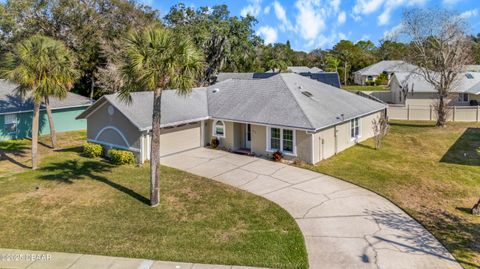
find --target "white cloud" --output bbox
[240,0,262,17]
[295,0,326,41]
[330,0,341,12]
[263,5,271,14]
[273,1,294,31]
[257,26,278,44]
[338,32,347,40]
[383,23,404,40]
[353,0,427,25]
[459,9,478,19]
[337,11,346,25]
[353,0,384,15]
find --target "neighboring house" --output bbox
[353,60,417,85]
[287,66,323,74]
[77,73,386,164]
[0,80,92,141]
[217,72,341,88]
[389,72,480,106]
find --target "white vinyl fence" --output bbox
[388,105,480,122]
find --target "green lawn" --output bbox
[0,132,308,268]
[342,85,389,91]
[301,121,480,269]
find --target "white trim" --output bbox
[141,116,210,131]
[311,133,315,164]
[350,117,361,142]
[266,126,297,156]
[210,117,310,132]
[200,120,205,146]
[212,120,226,138]
[95,126,131,148]
[140,134,145,163]
[1,104,91,116]
[87,139,140,152]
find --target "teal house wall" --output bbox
[0,106,88,141]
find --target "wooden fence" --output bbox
[388,105,480,122]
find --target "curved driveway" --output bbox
[161,148,462,269]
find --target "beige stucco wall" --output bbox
[205,119,235,149]
[86,101,142,150]
[312,111,382,163]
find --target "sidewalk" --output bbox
[0,248,267,269]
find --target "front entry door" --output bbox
[245,124,251,149]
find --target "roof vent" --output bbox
[298,86,303,90]
[212,88,220,93]
[466,73,474,79]
[302,91,313,97]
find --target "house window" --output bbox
[367,76,373,81]
[350,118,361,140]
[270,128,280,150]
[283,129,293,153]
[458,93,469,103]
[213,120,225,137]
[268,127,296,155]
[4,114,17,134]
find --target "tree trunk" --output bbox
[149,88,163,207]
[436,95,448,127]
[31,102,40,169]
[344,61,347,85]
[45,96,57,149]
[90,74,95,100]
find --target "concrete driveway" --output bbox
[161,148,462,269]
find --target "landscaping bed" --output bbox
[0,132,308,268]
[301,121,480,269]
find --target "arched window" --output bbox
[213,120,225,137]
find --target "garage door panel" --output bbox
[159,123,201,157]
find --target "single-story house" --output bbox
[77,73,386,164]
[389,72,480,106]
[353,60,417,85]
[217,72,341,88]
[0,80,92,141]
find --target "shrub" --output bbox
[108,149,135,165]
[272,150,283,162]
[210,137,219,148]
[83,142,103,158]
[365,81,375,86]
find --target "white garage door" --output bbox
[159,122,201,157]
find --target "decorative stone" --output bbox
[473,199,480,215]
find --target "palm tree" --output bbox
[0,35,77,168]
[120,26,203,207]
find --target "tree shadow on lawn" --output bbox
[0,140,30,169]
[440,128,480,166]
[38,159,150,205]
[366,208,480,269]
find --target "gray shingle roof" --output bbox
[217,72,341,88]
[354,61,417,76]
[0,79,92,114]
[77,88,209,130]
[78,73,385,132]
[208,73,386,131]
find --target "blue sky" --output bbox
[148,0,480,51]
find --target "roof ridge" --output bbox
[278,74,316,130]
